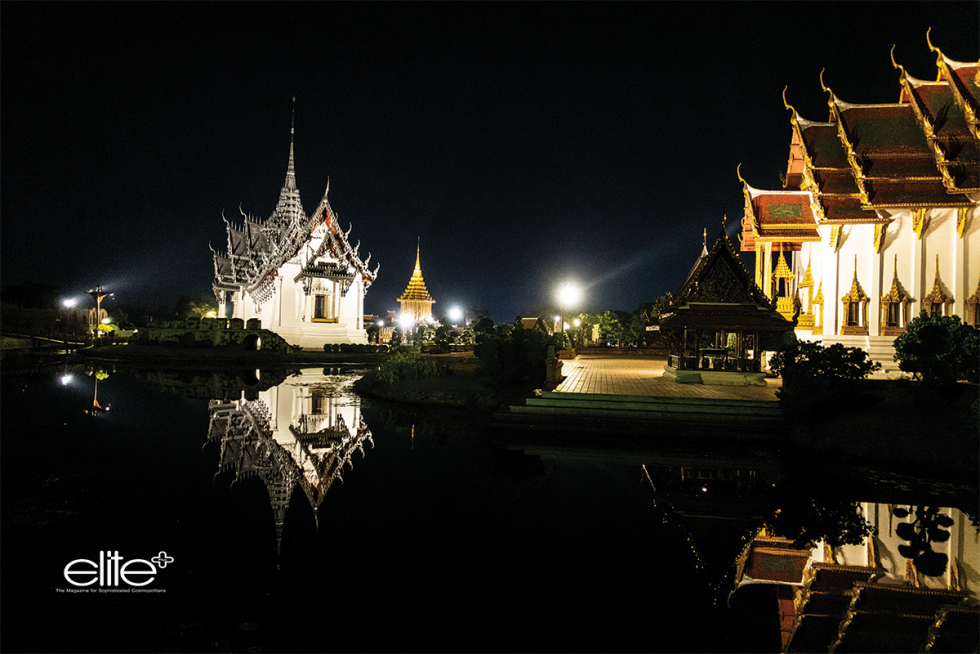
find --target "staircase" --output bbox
[494,391,784,435]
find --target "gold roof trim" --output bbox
[927,27,980,139]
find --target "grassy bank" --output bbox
[353,351,533,412]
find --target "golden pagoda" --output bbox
[397,243,435,324]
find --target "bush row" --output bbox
[323,343,389,354]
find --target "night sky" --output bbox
[2,3,977,322]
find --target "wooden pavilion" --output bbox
[658,227,795,385]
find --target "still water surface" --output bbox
[0,361,970,652]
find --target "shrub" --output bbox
[475,322,556,388]
[893,311,979,386]
[769,497,877,549]
[770,341,881,415]
[376,349,442,384]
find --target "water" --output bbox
[1,361,974,652]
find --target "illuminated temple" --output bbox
[211,102,379,348]
[397,243,435,324]
[740,33,979,372]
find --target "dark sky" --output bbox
[2,3,977,322]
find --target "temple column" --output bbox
[357,283,364,329]
[911,212,925,316]
[953,208,967,317]
[870,242,883,337]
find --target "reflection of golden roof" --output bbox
[398,245,434,303]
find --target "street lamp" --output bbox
[88,286,109,336]
[557,283,580,348]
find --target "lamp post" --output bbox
[88,287,108,337]
[557,283,581,350]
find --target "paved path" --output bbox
[554,356,782,401]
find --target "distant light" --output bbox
[399,314,414,329]
[101,318,111,324]
[63,298,78,308]
[205,310,217,318]
[448,307,463,323]
[61,374,73,385]
[574,319,581,327]
[376,320,384,327]
[701,486,708,493]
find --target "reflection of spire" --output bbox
[206,374,373,558]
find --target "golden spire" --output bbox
[398,240,435,322]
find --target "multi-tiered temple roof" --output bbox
[742,32,979,248]
[212,114,378,306]
[397,244,435,322]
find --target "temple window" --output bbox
[922,256,952,320]
[969,277,980,327]
[880,259,912,336]
[840,259,869,336]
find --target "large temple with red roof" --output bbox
[740,32,979,373]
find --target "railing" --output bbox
[669,353,761,373]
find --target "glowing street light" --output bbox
[557,283,581,348]
[448,306,463,325]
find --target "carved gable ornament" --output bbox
[689,257,758,304]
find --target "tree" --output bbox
[893,311,980,385]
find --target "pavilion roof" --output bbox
[663,227,793,333]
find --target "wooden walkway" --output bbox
[554,356,781,402]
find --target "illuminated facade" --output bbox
[397,244,435,324]
[212,107,379,349]
[741,34,979,373]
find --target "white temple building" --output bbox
[739,34,979,374]
[212,105,379,349]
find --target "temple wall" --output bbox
[791,206,978,375]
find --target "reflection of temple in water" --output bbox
[207,369,373,553]
[640,461,979,651]
[730,502,979,652]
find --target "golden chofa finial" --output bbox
[782,86,795,113]
[926,26,936,53]
[819,68,829,93]
[736,163,747,186]
[890,45,902,71]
